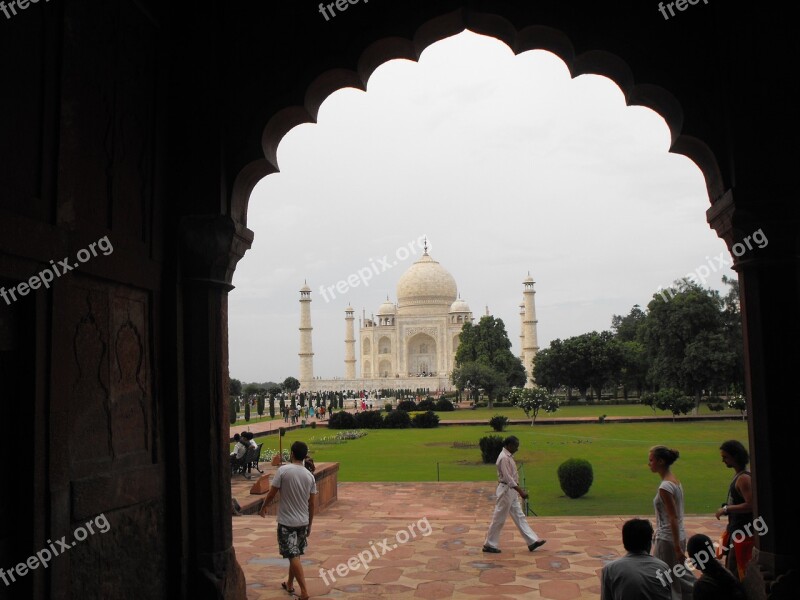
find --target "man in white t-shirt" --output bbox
[259,441,317,600]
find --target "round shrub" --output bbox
[384,409,412,429]
[557,458,594,499]
[412,410,440,428]
[354,410,384,429]
[416,398,436,411]
[328,411,356,429]
[397,400,417,412]
[384,403,392,412]
[489,415,509,432]
[434,398,455,411]
[479,435,505,464]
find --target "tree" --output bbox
[509,387,560,424]
[229,398,237,425]
[283,377,300,394]
[257,394,265,417]
[585,331,623,402]
[720,275,744,394]
[531,345,562,393]
[451,361,508,408]
[229,378,242,397]
[640,280,737,404]
[611,305,646,342]
[244,399,251,422]
[243,383,261,397]
[453,315,526,406]
[653,388,695,421]
[617,340,648,400]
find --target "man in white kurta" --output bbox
[483,436,546,553]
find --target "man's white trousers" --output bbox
[484,483,540,548]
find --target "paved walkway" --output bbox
[233,481,724,599]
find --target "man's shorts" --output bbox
[277,523,309,559]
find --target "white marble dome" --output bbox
[396,251,458,310]
[377,298,396,315]
[449,298,471,313]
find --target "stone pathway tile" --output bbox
[235,481,724,599]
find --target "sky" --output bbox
[228,31,731,384]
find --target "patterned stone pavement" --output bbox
[234,482,726,599]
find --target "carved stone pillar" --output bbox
[708,192,800,599]
[178,215,253,599]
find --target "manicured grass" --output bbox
[253,421,748,517]
[435,404,743,421]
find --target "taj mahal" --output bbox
[298,246,540,392]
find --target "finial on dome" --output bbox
[423,237,428,255]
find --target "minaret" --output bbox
[344,304,356,380]
[522,273,539,388]
[519,302,526,361]
[299,281,314,387]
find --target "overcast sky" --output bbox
[228,31,730,384]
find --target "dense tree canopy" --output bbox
[534,277,743,403]
[452,316,526,406]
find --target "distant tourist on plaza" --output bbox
[600,518,670,600]
[648,445,694,598]
[259,441,317,600]
[715,440,753,580]
[687,534,746,600]
[482,435,546,554]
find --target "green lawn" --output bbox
[252,421,748,517]
[436,404,743,421]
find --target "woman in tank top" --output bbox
[649,445,695,599]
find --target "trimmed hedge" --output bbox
[412,410,440,428]
[434,398,455,411]
[397,400,418,412]
[416,398,436,411]
[384,409,412,428]
[479,435,504,464]
[489,415,509,432]
[557,458,594,498]
[354,410,384,429]
[327,411,356,429]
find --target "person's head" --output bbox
[242,431,252,441]
[291,441,309,461]
[720,440,749,470]
[621,518,654,553]
[649,445,679,473]
[687,534,716,572]
[304,457,316,473]
[233,433,241,442]
[503,436,520,454]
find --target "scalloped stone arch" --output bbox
[231,8,725,225]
